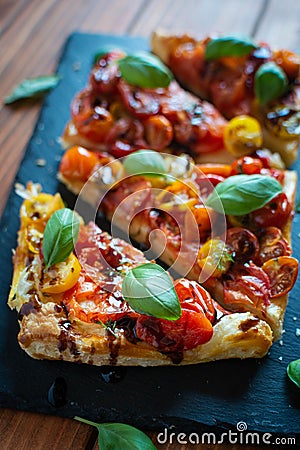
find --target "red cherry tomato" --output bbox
[59,146,99,182]
[262,256,298,298]
[71,89,114,142]
[230,156,263,175]
[117,79,161,118]
[223,263,271,313]
[226,227,259,263]
[135,279,214,355]
[255,226,291,266]
[89,51,123,95]
[251,193,292,229]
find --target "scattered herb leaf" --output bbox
[75,417,157,450]
[5,75,61,104]
[123,150,167,176]
[287,359,300,389]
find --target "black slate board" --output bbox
[1,32,300,439]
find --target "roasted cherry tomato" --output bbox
[224,115,263,157]
[251,193,292,229]
[117,79,161,118]
[144,115,173,150]
[273,49,300,81]
[71,89,114,142]
[21,192,64,227]
[198,238,233,278]
[255,226,291,266]
[223,263,270,313]
[59,146,99,182]
[196,163,232,178]
[104,117,147,157]
[226,227,259,264]
[262,256,298,297]
[230,156,263,175]
[89,51,124,95]
[42,254,81,294]
[135,279,214,355]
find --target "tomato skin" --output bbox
[262,256,298,298]
[135,279,214,355]
[255,226,291,266]
[90,51,123,95]
[144,115,173,150]
[226,227,259,264]
[224,115,263,157]
[223,263,271,312]
[251,193,292,229]
[59,146,99,182]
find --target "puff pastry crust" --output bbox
[8,185,273,366]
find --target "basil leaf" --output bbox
[75,417,156,450]
[287,359,300,389]
[206,174,282,215]
[254,62,288,105]
[93,46,122,64]
[205,35,257,60]
[5,75,61,104]
[123,150,167,176]
[122,263,181,320]
[118,52,173,88]
[42,208,80,269]
[296,198,300,213]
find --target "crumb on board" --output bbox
[296,328,300,337]
[35,158,46,167]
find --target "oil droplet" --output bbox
[99,366,127,383]
[47,377,67,407]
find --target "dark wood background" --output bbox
[1,1,299,448]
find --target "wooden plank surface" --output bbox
[1,1,299,449]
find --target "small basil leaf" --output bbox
[123,150,167,176]
[122,263,181,320]
[93,46,122,64]
[206,174,282,215]
[42,208,80,269]
[287,359,300,389]
[5,75,61,104]
[75,417,157,450]
[205,35,257,60]
[118,52,173,88]
[254,62,288,105]
[296,198,300,213]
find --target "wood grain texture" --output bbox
[1,1,299,449]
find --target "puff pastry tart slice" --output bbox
[8,184,273,366]
[151,30,300,166]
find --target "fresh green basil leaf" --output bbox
[122,263,181,320]
[93,47,122,64]
[206,174,282,215]
[287,359,300,389]
[5,75,61,104]
[296,198,300,213]
[123,150,167,176]
[254,62,288,105]
[205,35,257,60]
[75,417,157,450]
[118,52,173,88]
[42,208,80,269]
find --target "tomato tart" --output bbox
[59,148,298,341]
[61,49,232,163]
[8,184,275,366]
[151,31,300,166]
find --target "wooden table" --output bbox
[0,1,299,449]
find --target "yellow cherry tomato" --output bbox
[42,253,81,294]
[21,193,65,227]
[198,238,233,278]
[224,115,263,156]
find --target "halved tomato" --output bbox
[262,256,298,298]
[255,226,291,266]
[42,254,81,294]
[226,227,259,264]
